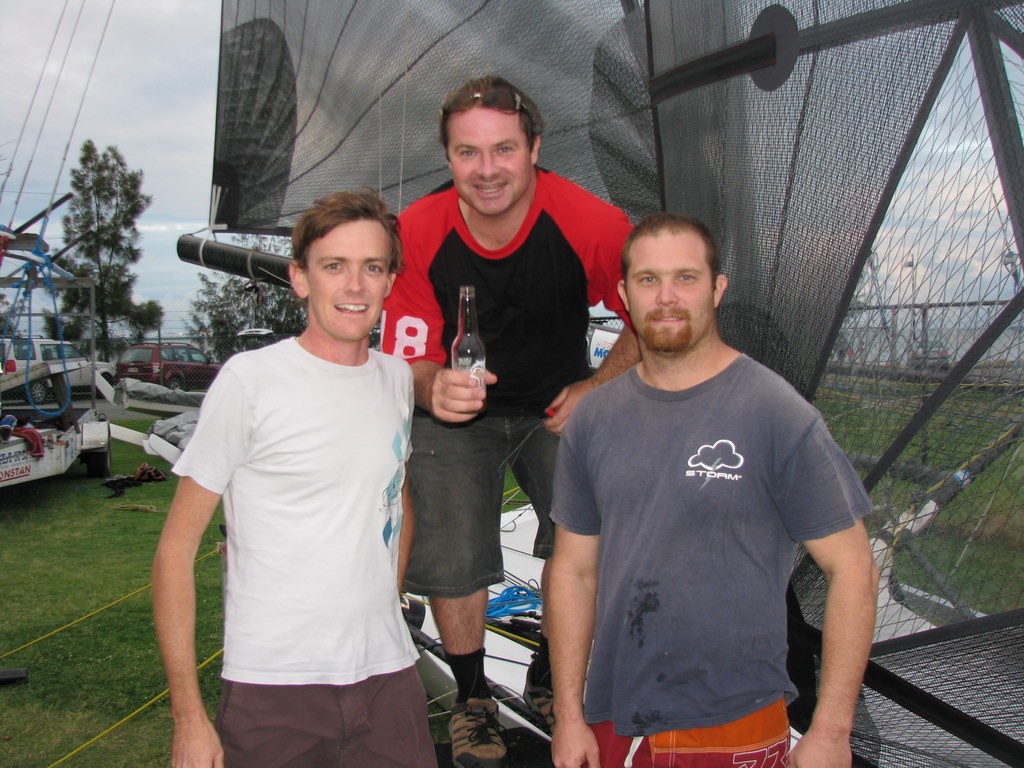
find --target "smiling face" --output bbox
[446,106,540,230]
[289,219,396,366]
[618,229,728,358]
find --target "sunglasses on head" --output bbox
[442,88,524,117]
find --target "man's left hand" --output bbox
[789,728,852,768]
[544,379,597,435]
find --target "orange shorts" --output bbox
[590,698,790,767]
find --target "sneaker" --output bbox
[449,697,507,768]
[523,678,555,732]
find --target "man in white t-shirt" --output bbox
[153,190,437,768]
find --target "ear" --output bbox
[713,273,728,308]
[289,261,309,301]
[617,279,629,313]
[385,271,397,298]
[530,135,541,166]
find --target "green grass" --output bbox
[817,372,1024,616]
[0,420,224,768]
[0,417,488,766]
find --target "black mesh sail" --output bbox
[209,0,657,232]
[648,1,1024,764]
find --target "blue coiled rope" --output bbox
[486,585,542,618]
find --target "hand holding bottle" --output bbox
[429,366,498,422]
[424,285,498,422]
[452,285,487,387]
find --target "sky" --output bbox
[1,0,222,335]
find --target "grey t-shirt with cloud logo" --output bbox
[553,354,871,736]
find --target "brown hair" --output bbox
[621,212,720,279]
[291,188,401,272]
[439,74,544,152]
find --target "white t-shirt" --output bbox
[174,338,418,685]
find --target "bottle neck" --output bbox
[459,289,477,335]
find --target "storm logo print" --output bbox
[686,439,744,487]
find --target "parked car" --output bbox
[116,343,221,391]
[1,336,115,402]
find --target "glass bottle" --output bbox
[452,285,486,388]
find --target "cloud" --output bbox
[688,440,744,471]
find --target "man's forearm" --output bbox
[548,565,598,723]
[812,566,877,735]
[153,546,206,720]
[152,478,222,724]
[591,325,639,385]
[410,360,442,413]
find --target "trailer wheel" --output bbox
[83,442,112,479]
[29,380,52,403]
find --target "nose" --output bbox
[477,151,498,176]
[656,280,677,305]
[343,268,368,293]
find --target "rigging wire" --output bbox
[0,0,73,220]
[5,0,87,231]
[40,0,118,246]
[398,68,408,211]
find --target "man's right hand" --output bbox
[427,366,498,422]
[171,715,224,768]
[552,717,601,768]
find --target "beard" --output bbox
[638,309,693,354]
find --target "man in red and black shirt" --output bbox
[381,74,638,767]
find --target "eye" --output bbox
[367,263,384,274]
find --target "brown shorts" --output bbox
[215,666,437,768]
[591,698,790,767]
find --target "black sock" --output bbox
[447,648,490,703]
[529,635,551,687]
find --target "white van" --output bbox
[1,337,115,402]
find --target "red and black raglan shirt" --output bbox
[381,169,632,416]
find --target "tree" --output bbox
[52,140,159,358]
[186,234,305,354]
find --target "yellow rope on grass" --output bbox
[0,547,220,661]
[45,648,224,768]
[112,503,158,513]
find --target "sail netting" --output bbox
[191,0,1024,764]
[210,0,657,235]
[649,0,1023,763]
[183,0,658,283]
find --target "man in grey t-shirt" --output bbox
[547,212,880,768]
